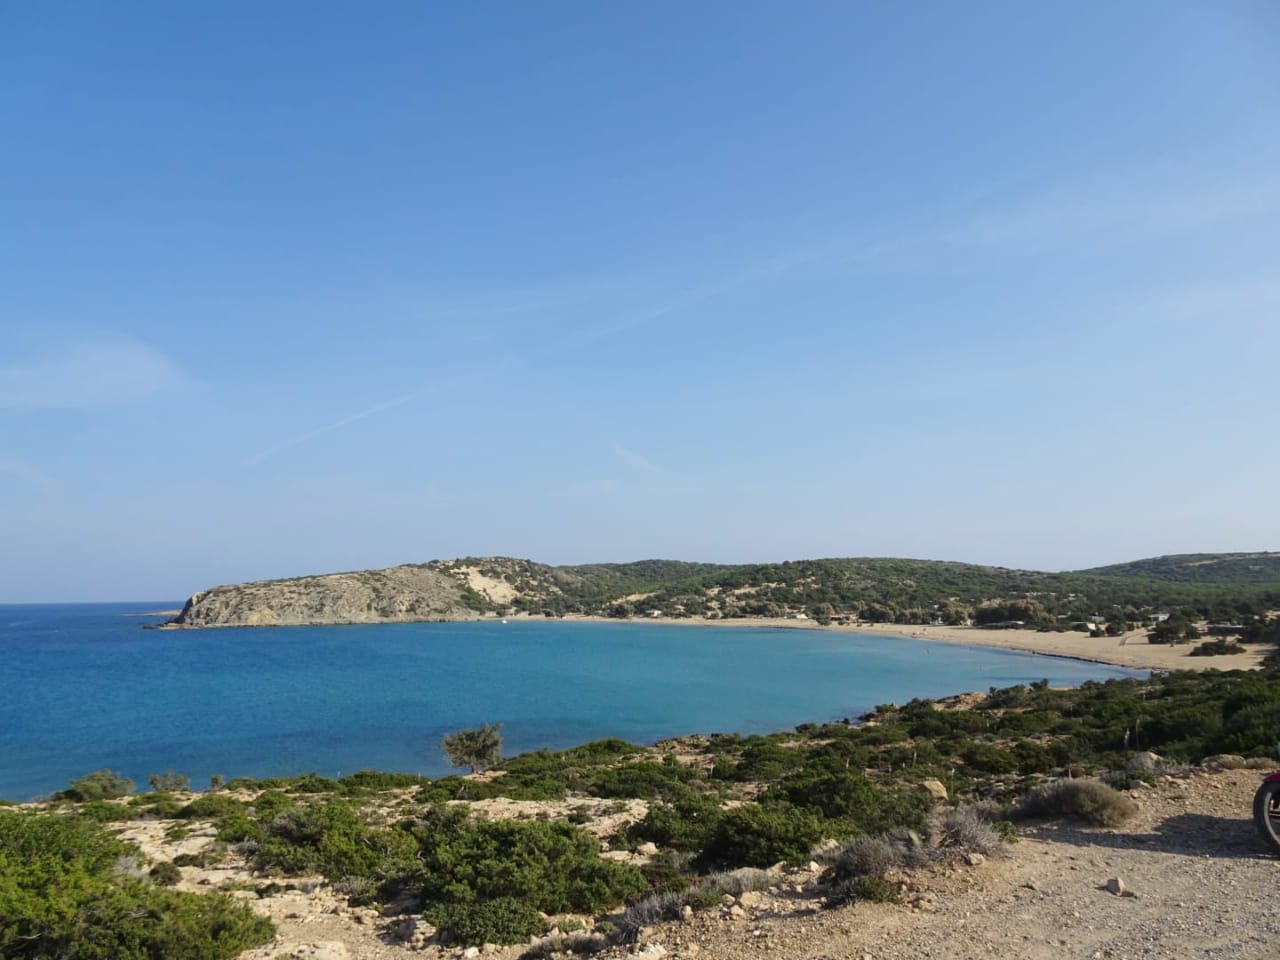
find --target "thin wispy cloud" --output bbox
[0,337,185,410]
[612,442,663,475]
[932,175,1280,252]
[0,458,53,490]
[238,171,1279,468]
[242,391,426,467]
[239,356,521,468]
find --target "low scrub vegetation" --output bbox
[0,809,273,959]
[1016,778,1139,827]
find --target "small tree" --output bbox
[811,602,835,625]
[148,770,191,792]
[440,723,503,774]
[60,769,135,802]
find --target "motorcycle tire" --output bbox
[1254,780,1280,853]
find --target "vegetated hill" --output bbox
[164,564,478,628]
[430,554,1280,625]
[1079,551,1280,585]
[165,552,1280,629]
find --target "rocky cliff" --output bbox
[163,564,478,628]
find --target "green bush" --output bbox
[214,811,265,844]
[0,810,273,960]
[959,742,1020,775]
[254,801,417,885]
[719,740,806,781]
[59,769,135,802]
[1190,639,1246,657]
[179,794,244,820]
[628,793,724,851]
[77,800,139,822]
[587,761,696,800]
[287,773,343,794]
[410,806,647,916]
[828,874,900,905]
[148,770,191,792]
[247,789,297,818]
[697,802,825,869]
[428,896,546,946]
[149,861,182,886]
[763,767,930,835]
[338,770,433,792]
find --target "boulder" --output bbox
[1125,752,1162,772]
[1201,754,1246,771]
[1105,877,1136,898]
[920,779,949,802]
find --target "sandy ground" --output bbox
[524,614,1264,673]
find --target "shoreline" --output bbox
[152,609,1264,673]
[543,613,1264,673]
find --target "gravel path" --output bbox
[629,769,1280,960]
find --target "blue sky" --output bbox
[2,2,1279,601]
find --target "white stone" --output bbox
[920,779,949,801]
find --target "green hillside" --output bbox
[428,552,1280,628]
[1079,552,1280,585]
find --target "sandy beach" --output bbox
[543,613,1264,673]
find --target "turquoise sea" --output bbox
[0,603,1142,800]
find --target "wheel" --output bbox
[1254,780,1280,853]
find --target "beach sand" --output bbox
[535,613,1264,672]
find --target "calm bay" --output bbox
[0,603,1141,800]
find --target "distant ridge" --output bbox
[1077,552,1280,585]
[163,552,1280,629]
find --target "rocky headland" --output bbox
[162,564,480,628]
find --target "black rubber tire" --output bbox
[1254,781,1280,854]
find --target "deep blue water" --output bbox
[0,603,1142,800]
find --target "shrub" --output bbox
[59,768,135,802]
[287,773,342,794]
[253,801,417,886]
[410,806,648,917]
[719,739,806,781]
[587,761,696,800]
[77,799,139,822]
[933,806,1009,857]
[179,794,244,820]
[615,889,686,942]
[697,802,825,869]
[247,790,297,818]
[0,810,273,959]
[627,793,724,850]
[1016,779,1138,827]
[338,770,433,792]
[824,835,901,881]
[1190,640,1246,657]
[698,866,774,897]
[148,770,191,792]
[826,874,900,906]
[521,930,608,958]
[149,861,182,886]
[429,896,546,946]
[173,848,225,868]
[764,767,930,834]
